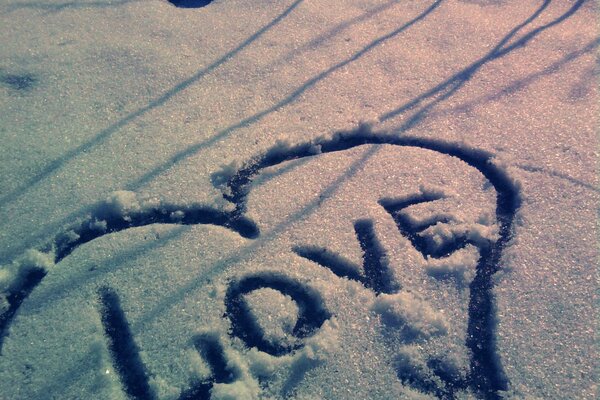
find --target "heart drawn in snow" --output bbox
[0,129,519,400]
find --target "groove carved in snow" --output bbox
[0,130,519,400]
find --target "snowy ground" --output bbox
[0,1,598,399]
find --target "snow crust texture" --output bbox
[0,0,597,399]
[0,136,517,399]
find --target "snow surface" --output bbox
[0,0,598,399]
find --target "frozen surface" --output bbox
[0,0,598,399]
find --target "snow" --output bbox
[0,0,598,399]
[371,291,449,339]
